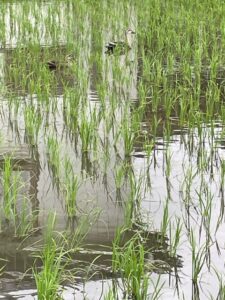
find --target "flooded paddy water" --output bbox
[0,0,225,299]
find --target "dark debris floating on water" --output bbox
[46,53,75,70]
[105,29,135,54]
[47,60,57,70]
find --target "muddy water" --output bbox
[134,125,225,299]
[0,4,140,297]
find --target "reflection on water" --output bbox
[0,4,142,297]
[1,1,225,300]
[0,2,78,48]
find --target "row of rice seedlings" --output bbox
[15,197,36,238]
[189,229,207,298]
[63,158,79,218]
[63,88,80,136]
[136,2,225,128]
[33,209,101,299]
[46,138,80,219]
[2,0,225,298]
[2,0,225,134]
[24,104,42,146]
[0,1,81,48]
[1,155,35,237]
[46,136,61,188]
[79,109,99,154]
[115,163,127,191]
[181,166,196,213]
[197,179,213,236]
[2,156,19,221]
[112,227,150,300]
[33,213,69,300]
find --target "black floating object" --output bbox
[47,60,57,70]
[105,29,135,55]
[46,54,75,70]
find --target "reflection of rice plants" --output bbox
[24,105,42,146]
[160,198,169,238]
[124,171,143,227]
[63,158,79,218]
[121,119,135,158]
[1,0,225,298]
[64,173,79,218]
[79,111,98,153]
[1,156,36,237]
[2,156,21,222]
[14,197,36,238]
[169,218,182,257]
[47,136,61,187]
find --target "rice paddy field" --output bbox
[1,0,225,299]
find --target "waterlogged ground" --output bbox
[1,1,225,299]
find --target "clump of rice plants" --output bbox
[112,227,150,300]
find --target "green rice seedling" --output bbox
[217,159,225,229]
[115,163,126,190]
[47,136,61,187]
[144,140,154,160]
[112,227,149,300]
[169,217,182,257]
[138,81,148,106]
[14,197,36,238]
[160,198,169,239]
[66,207,101,251]
[151,114,161,141]
[144,140,154,188]
[102,139,110,175]
[2,156,13,220]
[24,105,42,146]
[163,121,172,144]
[197,181,213,243]
[163,88,176,121]
[33,240,66,300]
[64,172,79,219]
[2,156,21,223]
[79,113,95,153]
[121,120,135,158]
[90,106,100,155]
[63,88,80,135]
[124,171,143,227]
[115,164,126,204]
[206,81,220,120]
[178,85,191,126]
[104,289,115,300]
[164,149,172,199]
[33,213,70,300]
[181,166,197,208]
[189,230,206,286]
